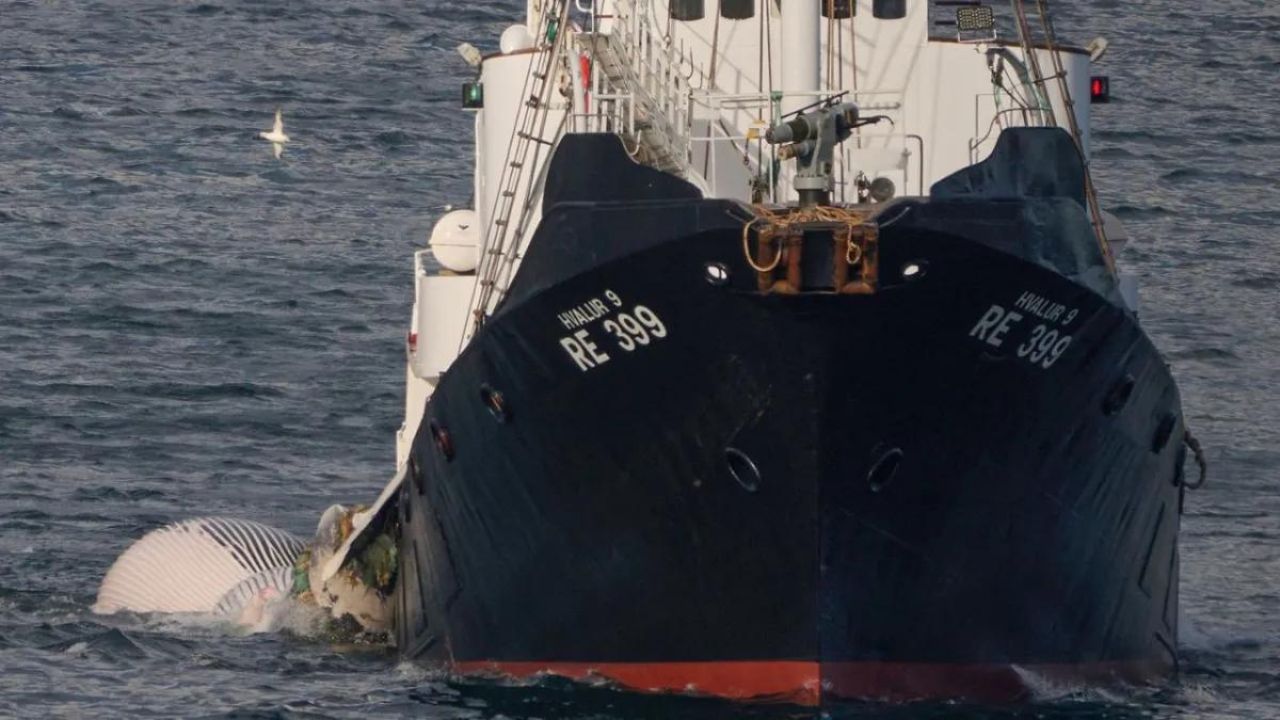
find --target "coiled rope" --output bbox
[742,204,868,274]
[1184,429,1208,490]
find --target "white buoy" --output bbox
[429,209,480,273]
[456,43,483,67]
[499,25,535,54]
[1088,37,1110,63]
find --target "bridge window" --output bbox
[873,0,906,19]
[670,0,705,21]
[722,0,754,18]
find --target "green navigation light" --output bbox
[462,82,484,109]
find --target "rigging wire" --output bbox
[828,0,842,202]
[847,4,856,95]
[708,0,723,88]
[1008,0,1055,125]
[757,0,764,95]
[764,0,776,200]
[702,0,723,182]
[764,0,774,93]
[825,0,835,92]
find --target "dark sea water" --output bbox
[0,0,1276,717]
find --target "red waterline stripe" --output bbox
[453,660,822,705]
[451,658,1170,705]
[824,659,1170,702]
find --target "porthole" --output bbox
[725,447,761,493]
[704,262,731,287]
[429,420,455,461]
[1152,413,1178,453]
[410,457,425,495]
[867,445,904,492]
[480,384,511,423]
[1102,375,1136,416]
[400,484,413,524]
[1172,444,1188,488]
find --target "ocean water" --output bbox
[0,0,1276,717]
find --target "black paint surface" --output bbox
[0,0,1276,717]
[400,165,1182,683]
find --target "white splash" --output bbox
[259,108,290,159]
[1010,664,1125,704]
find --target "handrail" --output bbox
[599,0,707,173]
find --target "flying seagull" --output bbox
[260,108,290,159]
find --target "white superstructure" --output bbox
[397,0,1120,466]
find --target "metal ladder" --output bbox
[1033,0,1114,271]
[1009,0,1055,125]
[468,0,571,339]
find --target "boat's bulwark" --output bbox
[393,185,1183,703]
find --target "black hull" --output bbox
[393,134,1186,704]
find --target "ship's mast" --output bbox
[780,0,821,115]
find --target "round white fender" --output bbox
[93,517,304,616]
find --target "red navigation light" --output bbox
[407,331,418,353]
[1091,76,1111,104]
